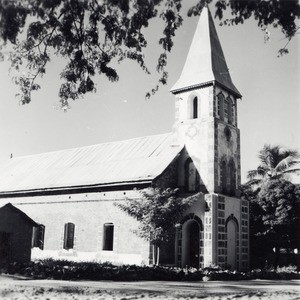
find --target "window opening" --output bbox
[231,100,235,125]
[185,158,199,192]
[217,93,224,120]
[224,98,228,120]
[227,97,232,123]
[193,97,198,119]
[220,160,227,193]
[32,224,45,250]
[229,160,236,195]
[63,223,75,250]
[103,223,114,251]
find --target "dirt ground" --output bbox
[0,275,299,299]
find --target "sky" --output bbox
[0,1,299,183]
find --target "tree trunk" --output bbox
[152,244,155,265]
[156,246,160,265]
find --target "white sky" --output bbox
[0,1,299,183]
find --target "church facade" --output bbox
[0,7,249,270]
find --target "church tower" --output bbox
[172,7,249,270]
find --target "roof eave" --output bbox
[171,80,242,99]
[0,179,154,196]
[171,81,213,95]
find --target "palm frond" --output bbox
[247,165,268,179]
[244,178,262,187]
[281,168,300,174]
[258,145,300,177]
[275,155,300,174]
[280,149,300,160]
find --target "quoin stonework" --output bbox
[0,7,249,270]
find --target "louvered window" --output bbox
[63,222,75,250]
[103,223,114,251]
[32,224,45,250]
[227,97,232,124]
[217,93,224,120]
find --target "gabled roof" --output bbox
[0,203,38,226]
[171,6,242,98]
[0,133,183,194]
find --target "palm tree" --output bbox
[247,144,300,186]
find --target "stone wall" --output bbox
[0,190,150,265]
[153,159,178,189]
[173,86,216,193]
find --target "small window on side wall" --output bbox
[193,97,198,119]
[63,222,75,250]
[103,223,114,251]
[32,224,45,250]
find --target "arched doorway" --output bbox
[176,214,204,268]
[181,215,204,268]
[182,220,199,268]
[226,218,238,270]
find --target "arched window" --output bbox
[224,98,228,120]
[231,99,236,125]
[185,158,199,192]
[63,222,75,250]
[217,93,224,120]
[227,97,232,124]
[103,223,114,251]
[193,97,198,119]
[220,160,227,193]
[229,160,236,195]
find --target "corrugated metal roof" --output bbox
[170,7,241,98]
[0,133,183,193]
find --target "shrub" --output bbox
[0,260,299,281]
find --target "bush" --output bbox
[0,260,299,281]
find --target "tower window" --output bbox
[220,160,227,193]
[224,98,228,120]
[193,97,198,119]
[217,93,224,120]
[227,97,232,124]
[224,127,231,141]
[103,223,114,251]
[229,160,236,195]
[231,100,236,125]
[63,222,75,250]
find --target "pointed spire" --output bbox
[171,6,241,98]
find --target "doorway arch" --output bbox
[226,215,239,270]
[179,214,204,268]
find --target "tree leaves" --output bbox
[0,0,299,107]
[244,178,300,255]
[115,187,198,246]
[246,144,300,186]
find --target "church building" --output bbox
[0,7,249,270]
